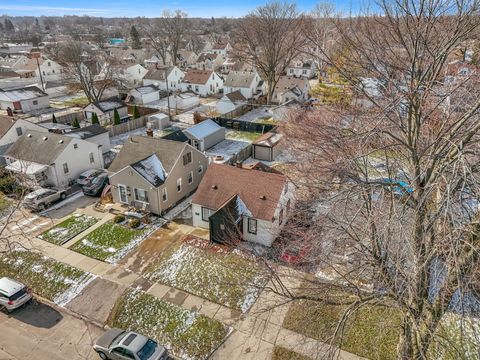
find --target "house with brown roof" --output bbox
[191,163,295,247]
[108,136,208,216]
[180,69,223,97]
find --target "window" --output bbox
[302,69,307,75]
[16,127,22,136]
[289,69,294,74]
[195,85,199,92]
[62,163,69,174]
[202,207,214,221]
[247,218,257,234]
[134,188,148,202]
[119,185,128,203]
[89,152,94,164]
[284,182,288,195]
[47,61,51,67]
[177,178,182,192]
[286,199,291,214]
[278,209,284,225]
[162,188,167,202]
[32,100,38,105]
[74,144,78,149]
[188,171,193,184]
[198,164,203,173]
[42,71,45,75]
[183,152,192,165]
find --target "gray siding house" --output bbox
[108,136,208,215]
[183,119,225,151]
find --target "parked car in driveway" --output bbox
[77,169,105,186]
[93,328,168,360]
[23,187,67,211]
[83,173,109,197]
[0,277,32,312]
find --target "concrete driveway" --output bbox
[0,300,103,360]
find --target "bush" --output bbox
[129,219,141,228]
[113,214,125,223]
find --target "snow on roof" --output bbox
[0,86,46,101]
[134,85,159,95]
[95,99,126,112]
[184,119,223,140]
[131,154,168,187]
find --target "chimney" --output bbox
[146,128,154,137]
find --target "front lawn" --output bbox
[108,288,229,360]
[70,222,148,263]
[0,250,93,304]
[40,214,98,245]
[226,130,263,143]
[145,236,269,312]
[282,284,401,360]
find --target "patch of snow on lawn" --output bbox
[105,221,164,264]
[54,273,97,307]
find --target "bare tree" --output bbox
[143,10,188,66]
[59,42,117,103]
[303,1,338,79]
[234,1,307,103]
[274,0,480,359]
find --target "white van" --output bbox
[0,277,32,312]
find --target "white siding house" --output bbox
[4,130,104,188]
[180,70,223,97]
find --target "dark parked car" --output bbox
[83,173,109,197]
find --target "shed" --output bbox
[183,119,225,151]
[147,112,170,129]
[252,132,283,162]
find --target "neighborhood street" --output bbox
[0,300,103,360]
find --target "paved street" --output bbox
[0,300,103,360]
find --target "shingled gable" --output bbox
[192,163,287,221]
[5,130,72,165]
[108,136,187,183]
[183,69,214,85]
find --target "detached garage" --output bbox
[184,119,225,151]
[252,132,283,162]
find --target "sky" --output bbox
[0,0,364,18]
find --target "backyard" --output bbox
[69,221,149,263]
[0,250,94,305]
[108,288,229,360]
[40,214,98,245]
[226,129,263,143]
[145,236,269,312]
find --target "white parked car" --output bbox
[77,169,106,186]
[23,187,67,211]
[0,277,32,312]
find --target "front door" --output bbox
[118,185,128,204]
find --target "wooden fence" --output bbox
[108,116,147,137]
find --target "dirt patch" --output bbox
[118,222,189,274]
[65,278,126,325]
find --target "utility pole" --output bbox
[165,67,172,121]
[35,54,45,92]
